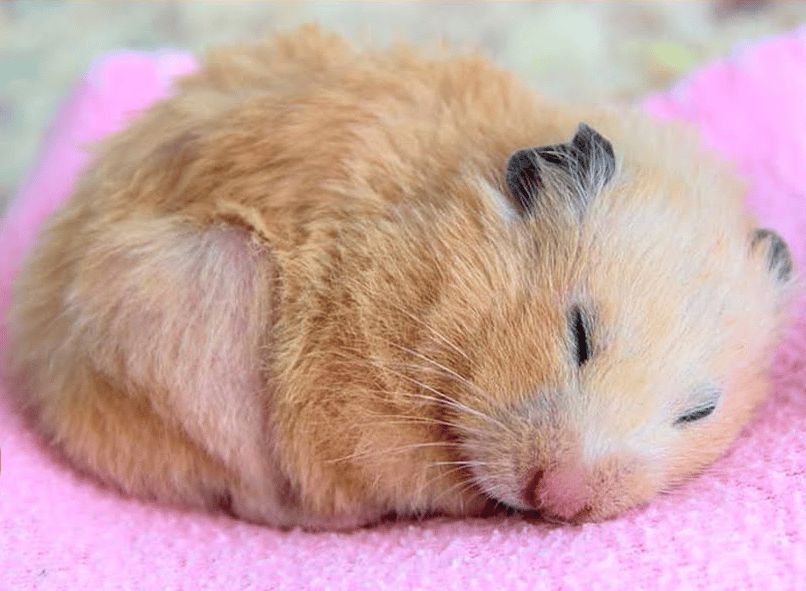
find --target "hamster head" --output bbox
[438,121,796,523]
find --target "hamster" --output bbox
[6,26,797,530]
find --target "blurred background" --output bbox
[3,1,806,216]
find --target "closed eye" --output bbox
[569,306,590,367]
[675,403,716,425]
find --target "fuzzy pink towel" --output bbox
[2,31,806,590]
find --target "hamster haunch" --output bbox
[7,26,796,529]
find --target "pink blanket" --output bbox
[2,31,806,590]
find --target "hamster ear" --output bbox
[506,123,616,216]
[752,228,793,282]
[567,122,616,185]
[505,148,544,215]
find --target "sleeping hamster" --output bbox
[7,26,796,530]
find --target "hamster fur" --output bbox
[6,26,797,529]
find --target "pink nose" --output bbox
[524,464,593,521]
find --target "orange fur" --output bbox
[6,26,797,529]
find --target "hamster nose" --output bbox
[523,464,592,521]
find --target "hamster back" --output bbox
[7,26,796,529]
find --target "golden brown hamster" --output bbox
[6,26,797,530]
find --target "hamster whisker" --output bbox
[360,416,457,429]
[428,458,493,503]
[377,343,515,421]
[389,395,506,440]
[382,370,514,435]
[414,464,476,503]
[289,342,494,411]
[471,479,512,507]
[348,413,479,434]
[374,356,495,408]
[302,411,485,438]
[323,441,463,465]
[431,459,484,468]
[431,472,482,507]
[364,293,473,363]
[280,353,512,436]
[363,411,494,441]
[379,339,482,396]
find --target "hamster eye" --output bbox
[569,307,590,367]
[675,404,716,425]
